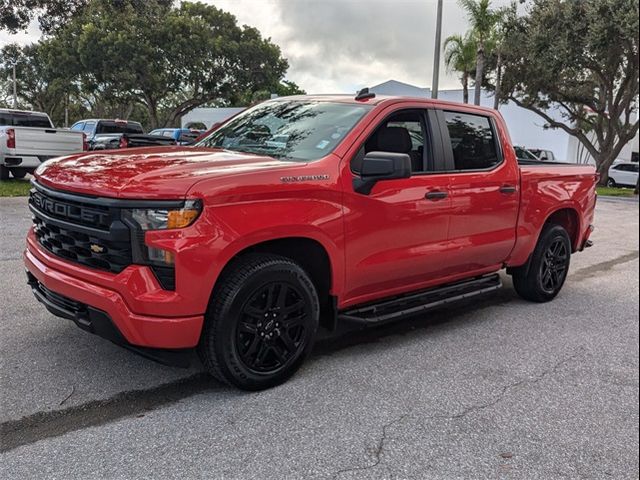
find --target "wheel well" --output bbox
[545,208,580,251]
[224,237,336,330]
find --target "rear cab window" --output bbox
[0,112,53,128]
[96,121,144,134]
[442,111,501,171]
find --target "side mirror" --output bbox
[353,151,412,195]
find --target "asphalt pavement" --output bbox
[1,195,638,479]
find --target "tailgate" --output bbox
[14,127,84,157]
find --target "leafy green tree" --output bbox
[444,33,476,104]
[0,0,87,33]
[458,0,502,106]
[39,0,291,128]
[500,0,639,182]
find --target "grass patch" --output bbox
[597,186,638,198]
[0,179,32,197]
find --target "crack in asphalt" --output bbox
[333,414,409,479]
[330,349,585,478]
[429,348,586,422]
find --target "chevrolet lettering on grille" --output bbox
[32,192,110,226]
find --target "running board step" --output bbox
[338,274,502,325]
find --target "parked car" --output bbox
[71,119,176,150]
[25,94,597,390]
[149,128,203,145]
[0,109,85,180]
[513,146,540,162]
[528,148,556,161]
[607,162,639,187]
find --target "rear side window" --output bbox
[0,112,52,128]
[443,111,500,170]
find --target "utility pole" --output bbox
[12,65,18,108]
[431,0,443,99]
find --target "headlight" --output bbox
[122,200,202,231]
[121,200,202,290]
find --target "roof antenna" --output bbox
[355,87,375,101]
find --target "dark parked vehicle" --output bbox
[71,119,176,150]
[149,128,203,145]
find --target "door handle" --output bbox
[500,185,517,194]
[425,191,448,201]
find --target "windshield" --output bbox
[97,122,144,134]
[196,100,371,161]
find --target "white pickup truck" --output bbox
[0,109,85,180]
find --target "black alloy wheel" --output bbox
[236,281,310,373]
[539,238,569,295]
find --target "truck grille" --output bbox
[29,184,132,274]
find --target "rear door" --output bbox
[437,109,520,275]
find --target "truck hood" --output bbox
[35,146,303,199]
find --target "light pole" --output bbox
[12,65,18,108]
[431,0,443,99]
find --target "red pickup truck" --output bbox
[25,94,597,390]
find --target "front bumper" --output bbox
[24,232,204,351]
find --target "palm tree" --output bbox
[443,33,476,104]
[459,0,501,106]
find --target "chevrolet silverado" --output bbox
[25,93,598,390]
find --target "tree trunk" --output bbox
[635,174,639,195]
[462,73,469,104]
[595,147,617,186]
[493,50,502,110]
[474,43,484,106]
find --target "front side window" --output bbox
[196,100,372,162]
[352,110,428,174]
[444,111,500,170]
[83,121,95,133]
[70,122,85,131]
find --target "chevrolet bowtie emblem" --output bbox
[90,244,105,254]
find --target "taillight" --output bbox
[82,132,88,151]
[6,128,15,149]
[119,136,128,149]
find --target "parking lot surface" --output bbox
[1,195,638,479]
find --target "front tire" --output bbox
[511,224,571,303]
[607,177,617,188]
[198,254,319,390]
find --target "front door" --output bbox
[340,107,452,307]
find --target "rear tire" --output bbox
[9,168,27,179]
[198,254,319,390]
[0,165,9,181]
[511,224,571,303]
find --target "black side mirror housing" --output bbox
[353,151,412,194]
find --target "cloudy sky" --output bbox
[1,0,515,94]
